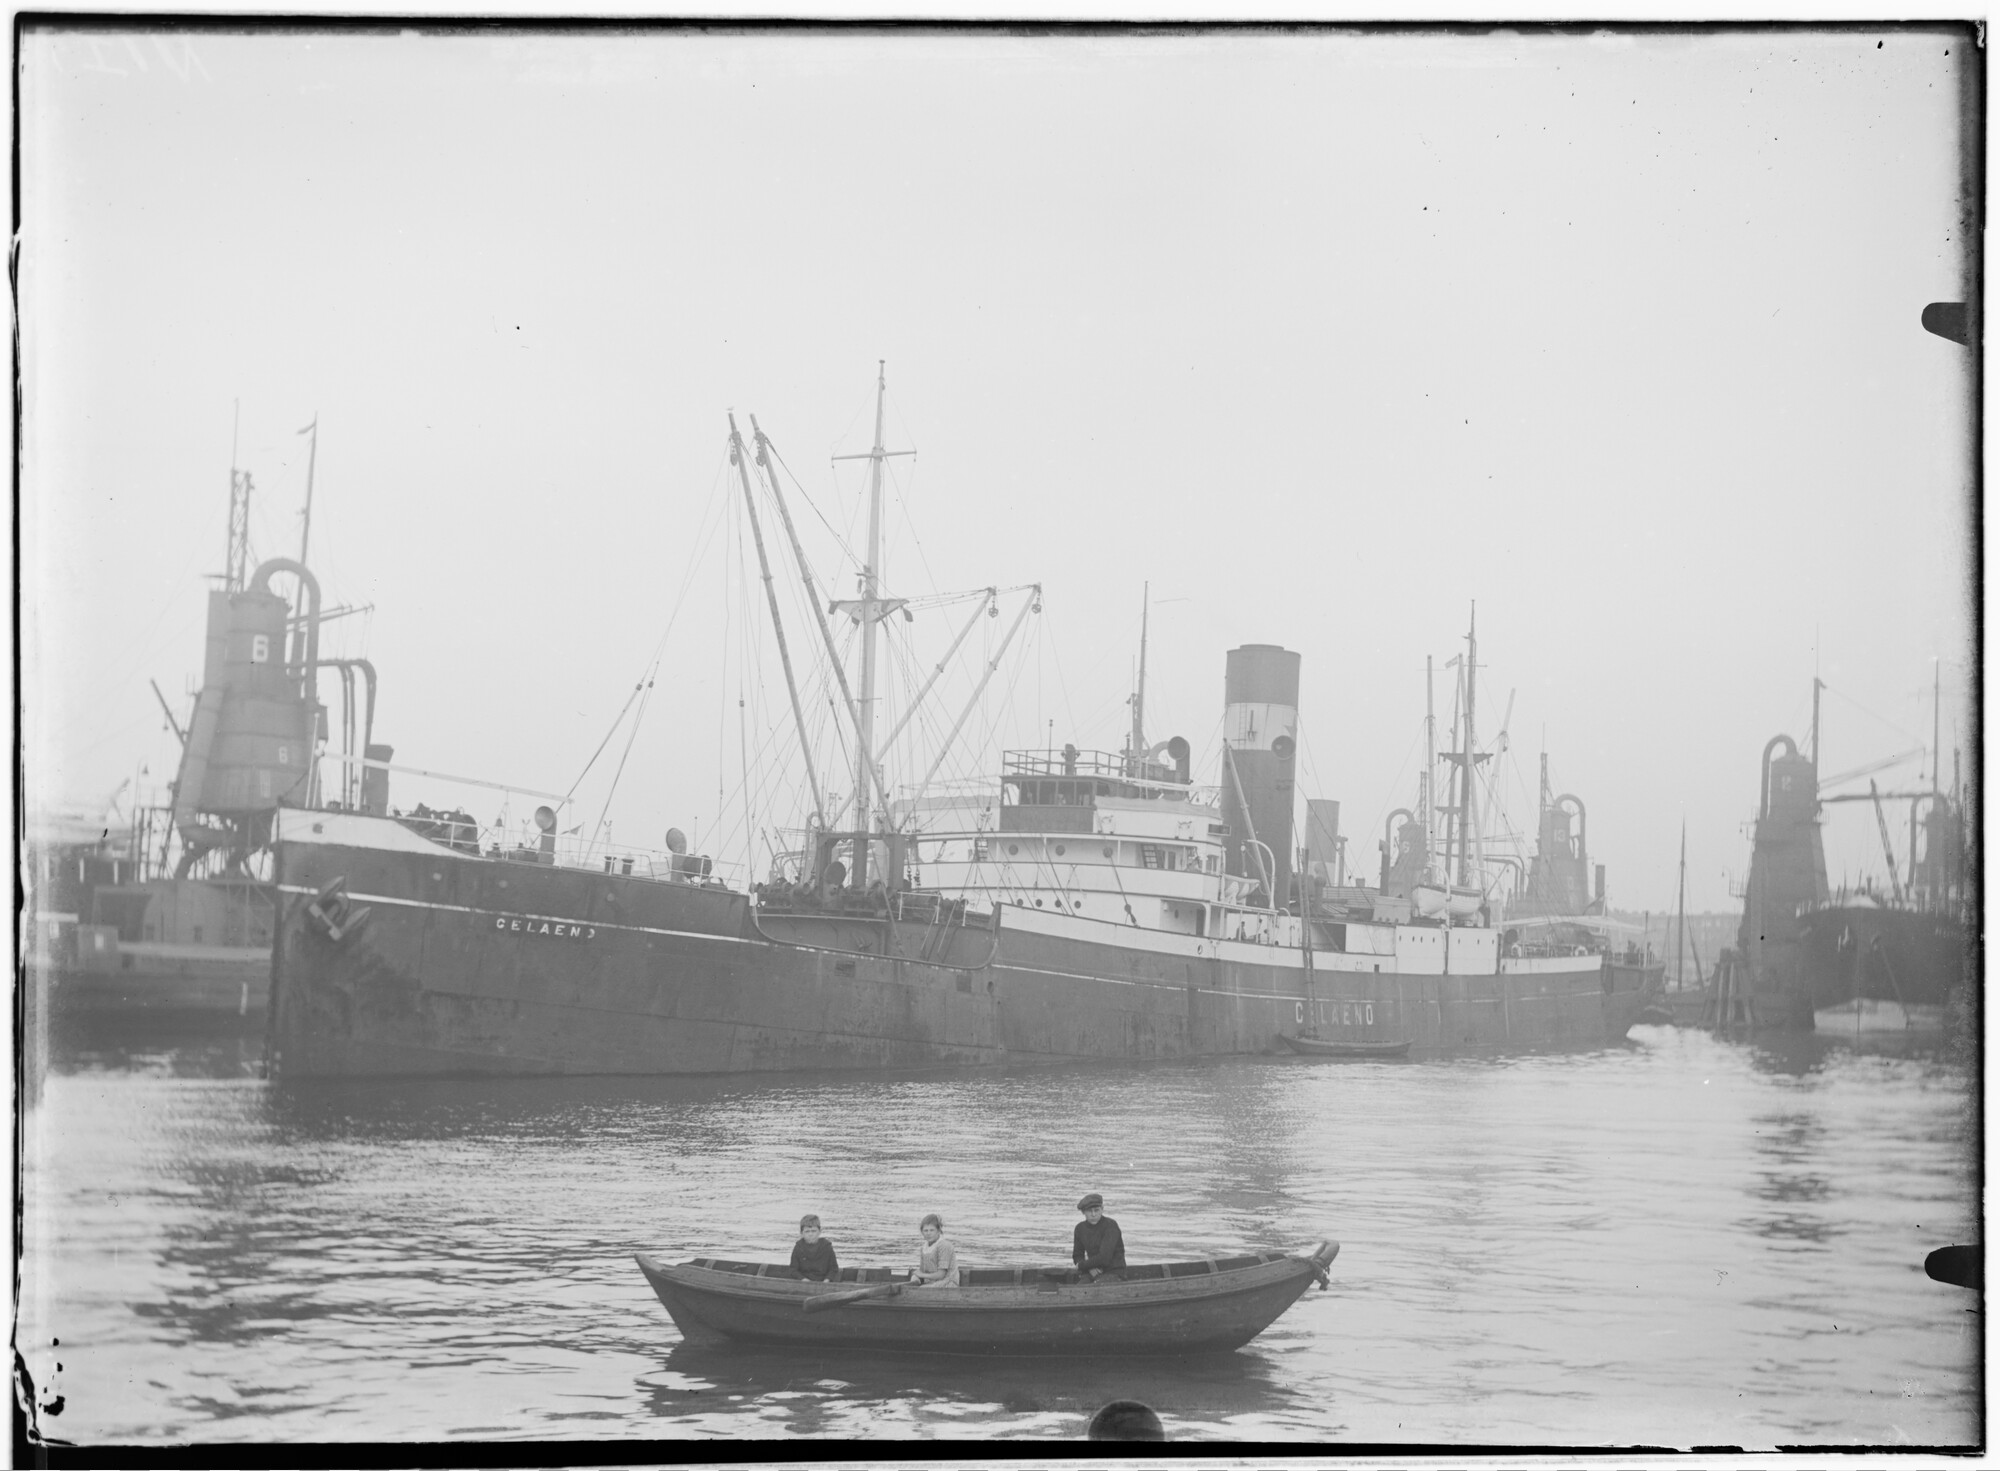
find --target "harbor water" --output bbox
[20,1021,1979,1446]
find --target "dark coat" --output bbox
[790,1236,840,1281]
[1072,1216,1126,1273]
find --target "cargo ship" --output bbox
[1480,752,1666,1000]
[264,373,1651,1078]
[1798,722,1974,1034]
[29,429,356,1038]
[1708,677,1975,1033]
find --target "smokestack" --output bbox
[1221,644,1301,907]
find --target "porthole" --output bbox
[1035,898,1043,907]
[1102,844,1114,858]
[1054,844,1066,856]
[1008,843,1020,856]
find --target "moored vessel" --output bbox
[265,372,1650,1079]
[28,425,363,1036]
[1710,674,1974,1035]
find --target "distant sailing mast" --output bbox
[829,364,914,888]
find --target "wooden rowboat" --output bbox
[635,1240,1338,1354]
[1282,1034,1412,1058]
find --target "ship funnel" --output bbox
[1221,644,1301,907]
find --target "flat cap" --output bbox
[1076,1192,1104,1212]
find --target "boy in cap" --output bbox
[1072,1193,1126,1282]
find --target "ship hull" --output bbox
[267,816,1651,1079]
[1797,903,1973,1016]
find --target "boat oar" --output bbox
[802,1281,904,1314]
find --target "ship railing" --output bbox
[485,828,743,886]
[1002,748,1182,783]
[751,882,971,923]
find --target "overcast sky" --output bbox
[20,23,1976,914]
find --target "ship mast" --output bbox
[1674,820,1688,989]
[728,413,826,830]
[225,401,252,593]
[1422,656,1435,868]
[1128,583,1150,775]
[829,363,914,886]
[1932,659,1941,797]
[1453,606,1479,889]
[1810,675,1823,775]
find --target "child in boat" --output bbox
[911,1212,960,1287]
[789,1214,840,1281]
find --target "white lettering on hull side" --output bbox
[495,916,598,940]
[272,883,756,948]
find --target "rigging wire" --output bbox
[586,670,656,859]
[565,456,731,803]
[764,437,862,574]
[1823,681,1931,754]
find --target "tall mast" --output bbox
[1130,582,1149,772]
[857,365,887,848]
[1538,748,1550,838]
[225,401,252,592]
[1455,605,1479,888]
[1422,656,1435,864]
[828,364,914,886]
[727,414,826,830]
[293,414,320,669]
[1932,659,1941,796]
[1810,675,1823,775]
[297,414,319,570]
[752,417,891,825]
[1675,820,1688,989]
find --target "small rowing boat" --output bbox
[635,1240,1338,1354]
[1282,1034,1412,1059]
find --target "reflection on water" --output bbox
[20,1025,1980,1446]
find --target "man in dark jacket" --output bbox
[1072,1192,1126,1282]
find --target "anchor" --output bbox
[306,875,372,944]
